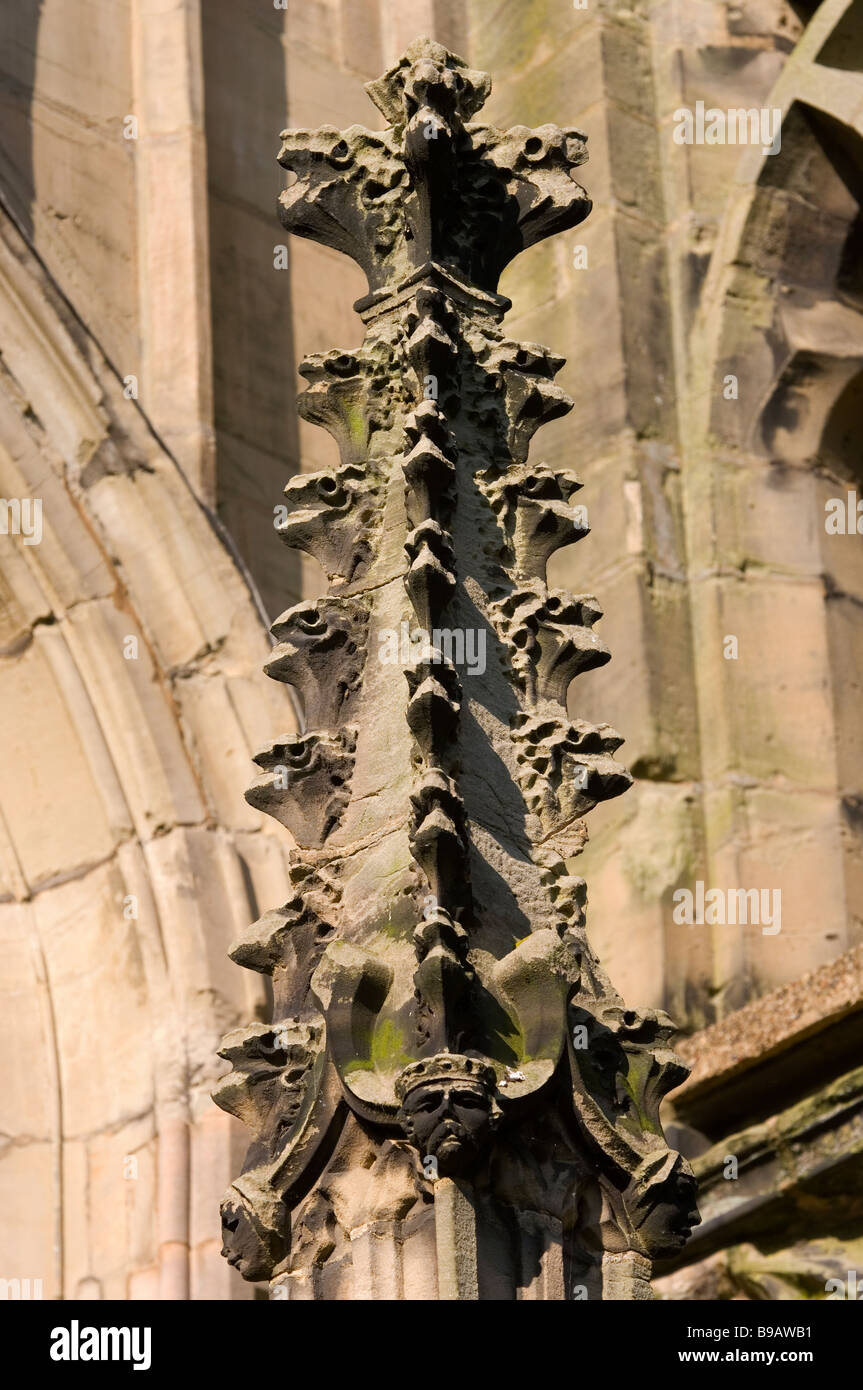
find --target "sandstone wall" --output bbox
[1,0,861,1299]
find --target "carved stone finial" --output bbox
[215,37,698,1299]
[365,39,492,129]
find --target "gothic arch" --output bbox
[0,204,297,1299]
[682,0,863,1011]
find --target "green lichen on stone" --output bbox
[370,1017,414,1074]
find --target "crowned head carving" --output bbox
[396,1053,500,1177]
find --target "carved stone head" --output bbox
[396,1053,499,1177]
[622,1150,700,1257]
[219,1172,289,1282]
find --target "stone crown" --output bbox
[395,1052,497,1101]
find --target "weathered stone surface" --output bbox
[217,37,697,1301]
[4,0,863,1308]
[0,182,295,1300]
